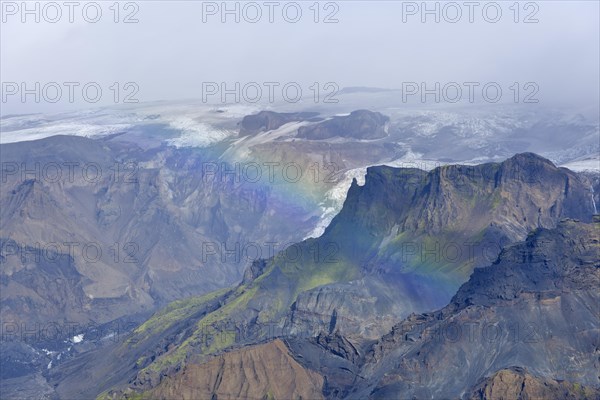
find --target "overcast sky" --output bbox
[1,1,599,114]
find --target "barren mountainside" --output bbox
[99,219,599,399]
[3,2,599,397]
[42,153,598,399]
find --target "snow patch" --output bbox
[0,120,131,144]
[560,156,600,173]
[165,119,234,148]
[304,166,367,239]
[72,334,84,344]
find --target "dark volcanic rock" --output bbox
[449,220,600,310]
[48,155,600,399]
[0,238,90,326]
[297,110,389,140]
[352,219,600,399]
[238,111,320,136]
[241,258,268,284]
[104,220,599,400]
[282,153,595,340]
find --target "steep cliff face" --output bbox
[328,153,591,248]
[284,153,594,339]
[353,219,599,399]
[96,220,599,400]
[0,112,410,331]
[63,155,598,399]
[0,118,411,398]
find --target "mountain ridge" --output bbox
[46,152,597,399]
[101,219,600,399]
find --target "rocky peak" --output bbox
[329,153,592,240]
[448,218,600,311]
[356,219,599,399]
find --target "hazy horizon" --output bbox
[2,1,599,115]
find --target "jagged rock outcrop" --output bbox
[0,126,410,398]
[241,259,268,285]
[349,219,600,399]
[99,220,599,400]
[51,156,599,399]
[283,153,594,339]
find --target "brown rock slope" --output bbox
[468,367,600,400]
[141,339,324,400]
